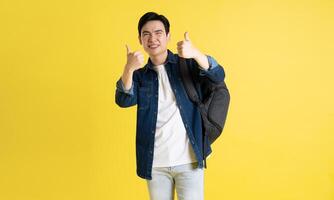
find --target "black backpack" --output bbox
[179,57,230,167]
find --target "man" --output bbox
[115,12,226,200]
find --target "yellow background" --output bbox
[1,0,333,199]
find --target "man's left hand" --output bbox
[177,32,200,59]
[177,32,210,70]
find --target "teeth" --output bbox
[150,45,158,48]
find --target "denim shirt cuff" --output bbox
[116,78,134,95]
[199,55,219,75]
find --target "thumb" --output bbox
[184,32,190,41]
[125,44,131,54]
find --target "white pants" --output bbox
[146,162,204,200]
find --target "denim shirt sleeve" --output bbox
[116,78,134,95]
[196,55,226,83]
[115,76,138,108]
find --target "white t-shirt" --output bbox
[152,64,197,167]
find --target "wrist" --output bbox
[193,50,210,70]
[193,48,202,60]
[123,65,135,75]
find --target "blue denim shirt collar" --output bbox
[145,49,177,71]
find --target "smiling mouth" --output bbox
[148,44,159,49]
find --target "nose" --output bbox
[148,34,157,42]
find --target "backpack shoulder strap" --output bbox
[179,57,201,104]
[179,57,209,168]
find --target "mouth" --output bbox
[148,44,159,49]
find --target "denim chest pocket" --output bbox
[137,85,152,110]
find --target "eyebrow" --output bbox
[142,29,164,34]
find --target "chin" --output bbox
[147,50,161,57]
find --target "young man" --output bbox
[115,12,226,200]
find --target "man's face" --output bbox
[139,20,170,57]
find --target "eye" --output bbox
[142,32,151,37]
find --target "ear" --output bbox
[167,32,171,42]
[138,35,142,45]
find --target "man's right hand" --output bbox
[124,44,144,73]
[121,45,144,91]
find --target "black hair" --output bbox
[138,12,170,36]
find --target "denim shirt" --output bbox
[115,49,225,180]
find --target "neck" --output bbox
[149,50,168,66]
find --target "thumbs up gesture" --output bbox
[177,32,199,59]
[124,44,144,73]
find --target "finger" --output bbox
[126,44,131,54]
[177,41,184,46]
[184,32,190,41]
[133,51,142,56]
